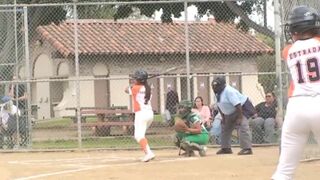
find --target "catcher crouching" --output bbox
[174,100,209,157]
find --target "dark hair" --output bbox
[266,91,276,97]
[193,96,204,108]
[143,80,151,105]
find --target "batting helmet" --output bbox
[285,5,320,41]
[211,76,226,94]
[133,69,148,83]
[177,100,193,118]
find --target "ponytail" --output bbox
[144,80,151,105]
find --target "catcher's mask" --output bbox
[133,69,148,83]
[0,96,12,112]
[211,76,226,95]
[284,5,320,42]
[177,100,193,118]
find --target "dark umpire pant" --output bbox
[220,111,252,149]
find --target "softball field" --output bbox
[0,147,319,180]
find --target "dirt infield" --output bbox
[0,147,319,180]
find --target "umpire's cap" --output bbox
[211,76,226,94]
[211,76,226,87]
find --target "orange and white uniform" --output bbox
[272,36,320,180]
[130,84,153,112]
[128,84,154,157]
[283,36,320,97]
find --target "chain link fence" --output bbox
[0,0,287,152]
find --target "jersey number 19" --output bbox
[295,57,320,83]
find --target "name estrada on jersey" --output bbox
[283,36,320,97]
[288,45,320,59]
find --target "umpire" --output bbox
[211,76,254,155]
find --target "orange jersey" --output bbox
[129,84,152,112]
[282,36,320,97]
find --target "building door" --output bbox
[50,79,65,116]
[180,76,194,101]
[196,75,210,105]
[36,82,51,119]
[163,76,177,93]
[229,73,242,92]
[94,76,110,108]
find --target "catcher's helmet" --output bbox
[284,5,320,42]
[177,100,193,118]
[211,76,226,94]
[133,69,148,83]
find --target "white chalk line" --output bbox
[9,156,137,168]
[13,156,198,180]
[9,156,134,164]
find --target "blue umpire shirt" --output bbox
[216,85,248,115]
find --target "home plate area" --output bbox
[7,152,198,180]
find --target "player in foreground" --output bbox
[272,5,320,180]
[125,70,155,162]
[174,100,209,157]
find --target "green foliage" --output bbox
[256,33,276,93]
[77,5,116,19]
[256,33,275,48]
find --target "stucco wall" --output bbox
[31,40,267,118]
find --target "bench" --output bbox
[65,107,134,136]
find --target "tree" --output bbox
[0,0,114,80]
[0,0,67,80]
[113,1,275,38]
[0,0,275,80]
[255,33,276,93]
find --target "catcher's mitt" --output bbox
[174,117,188,132]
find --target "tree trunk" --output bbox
[225,1,275,39]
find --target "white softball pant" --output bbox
[272,95,320,180]
[134,109,154,142]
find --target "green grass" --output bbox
[31,114,168,149]
[32,136,173,149]
[154,114,164,122]
[34,115,164,129]
[34,118,73,129]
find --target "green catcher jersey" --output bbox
[186,112,208,133]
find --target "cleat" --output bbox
[141,153,155,162]
[237,149,253,155]
[199,146,207,157]
[216,148,233,155]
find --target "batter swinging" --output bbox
[125,69,155,162]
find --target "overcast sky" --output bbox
[154,1,275,30]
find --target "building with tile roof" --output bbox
[30,20,273,118]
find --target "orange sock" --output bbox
[139,138,148,153]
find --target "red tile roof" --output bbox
[37,20,273,57]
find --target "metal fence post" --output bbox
[73,2,82,149]
[184,0,191,101]
[23,6,32,148]
[274,0,284,123]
